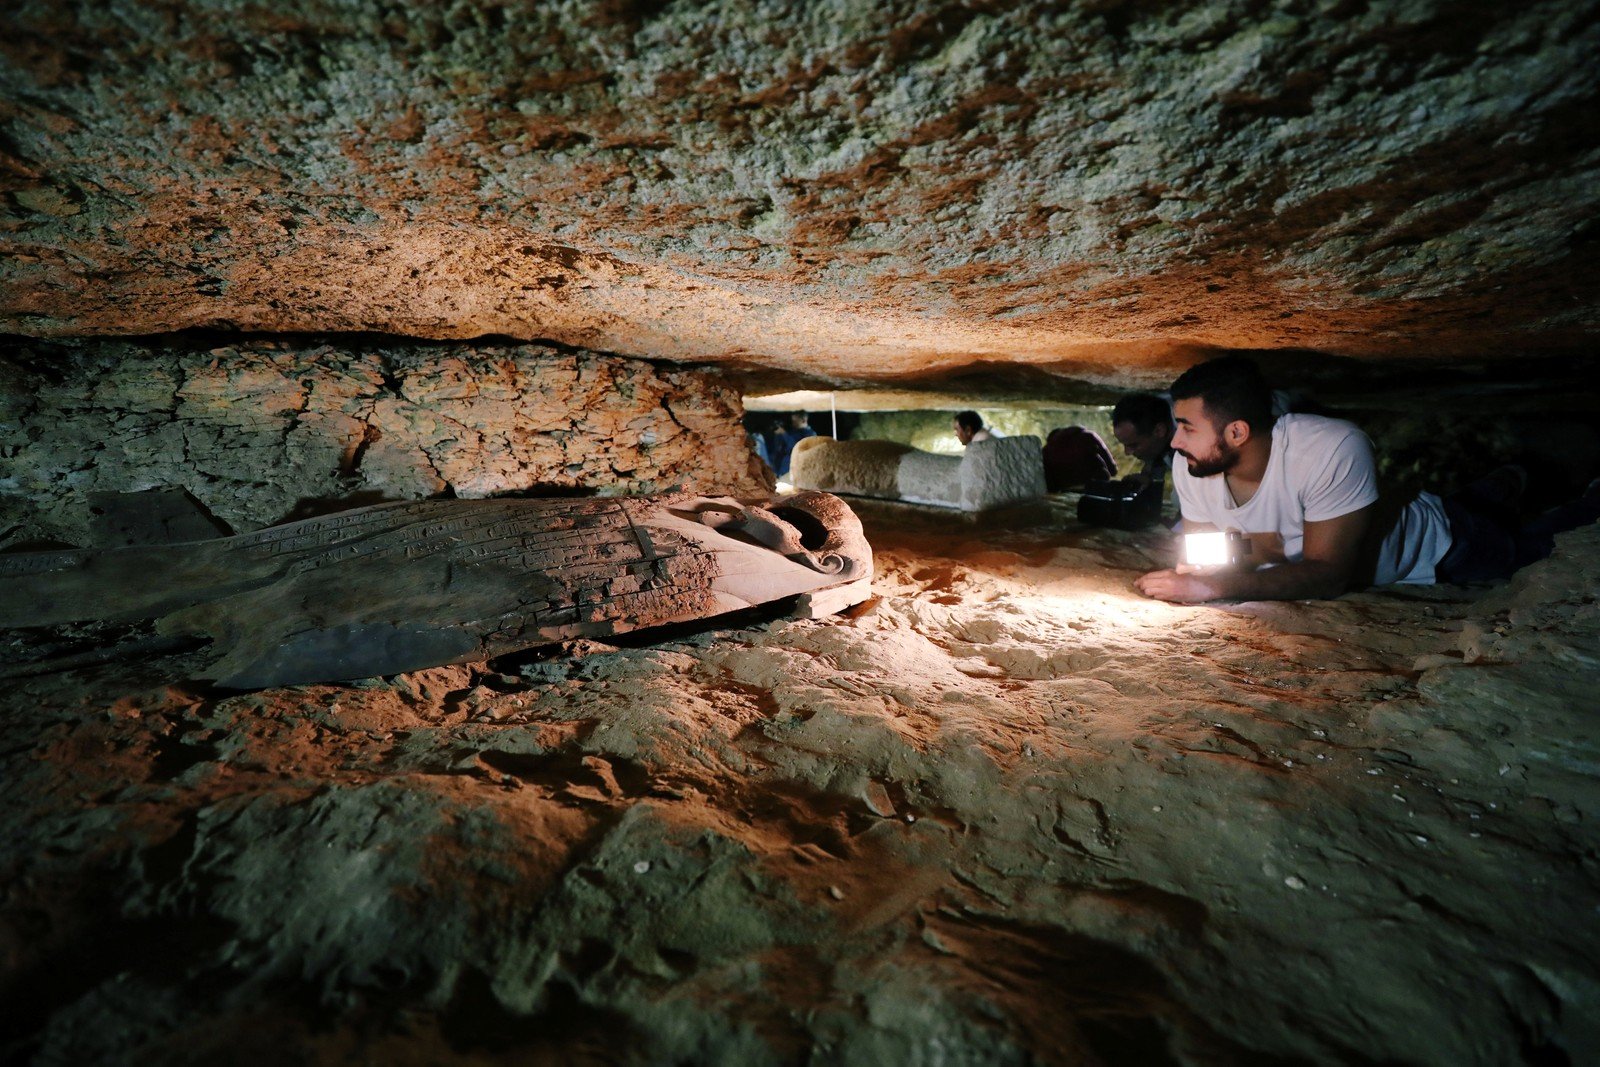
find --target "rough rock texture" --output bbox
[0,339,770,550]
[3,1,1598,385]
[2,503,1595,1063]
[2,0,1599,1059]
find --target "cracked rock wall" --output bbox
[0,340,770,549]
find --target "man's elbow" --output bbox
[1304,562,1359,600]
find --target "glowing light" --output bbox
[1184,532,1231,567]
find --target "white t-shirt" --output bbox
[1172,414,1453,585]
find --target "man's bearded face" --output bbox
[1179,437,1239,478]
[1169,397,1238,478]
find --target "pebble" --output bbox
[633,860,651,874]
[1284,876,1307,890]
[828,886,844,900]
[863,780,897,818]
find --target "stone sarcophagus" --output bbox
[0,492,872,689]
[788,435,1047,511]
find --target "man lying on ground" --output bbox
[1135,357,1600,604]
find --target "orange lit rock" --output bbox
[0,3,1596,384]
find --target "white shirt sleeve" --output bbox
[1303,425,1380,522]
[1172,463,1212,528]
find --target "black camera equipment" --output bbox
[1076,478,1164,530]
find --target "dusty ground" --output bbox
[2,498,1596,1065]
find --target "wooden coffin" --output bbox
[0,492,873,689]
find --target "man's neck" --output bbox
[1224,436,1272,505]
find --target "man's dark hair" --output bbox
[1169,357,1275,433]
[1110,394,1171,434]
[954,410,983,433]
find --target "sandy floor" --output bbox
[2,499,1597,1065]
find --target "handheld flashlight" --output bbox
[1183,530,1249,567]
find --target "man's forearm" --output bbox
[1213,560,1353,601]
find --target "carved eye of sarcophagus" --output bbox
[0,491,873,689]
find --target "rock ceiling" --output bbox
[2,0,1597,390]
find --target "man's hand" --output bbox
[1136,505,1377,603]
[1123,471,1153,490]
[1135,568,1227,603]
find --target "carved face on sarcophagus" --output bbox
[0,492,873,689]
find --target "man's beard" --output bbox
[1181,443,1238,479]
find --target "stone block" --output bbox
[790,435,1046,511]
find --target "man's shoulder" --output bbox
[1275,412,1362,438]
[1274,413,1370,456]
[1274,414,1379,513]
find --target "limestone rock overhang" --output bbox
[1,0,1597,389]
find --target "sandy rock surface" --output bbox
[3,1,1597,381]
[2,500,1595,1064]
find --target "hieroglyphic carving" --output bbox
[0,492,872,689]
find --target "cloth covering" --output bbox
[1041,426,1117,491]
